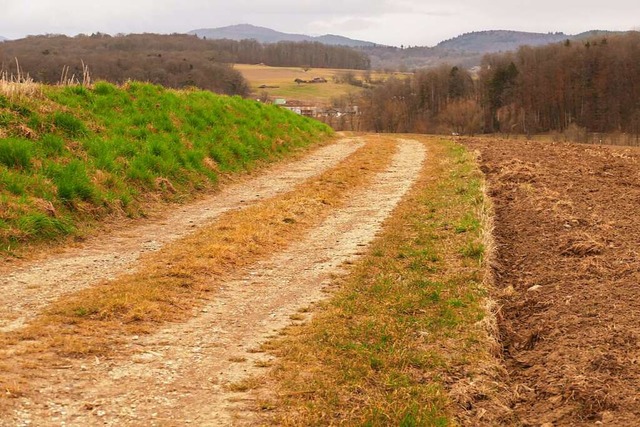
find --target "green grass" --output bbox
[17,213,73,239]
[0,138,33,169]
[460,241,485,261]
[0,81,332,251]
[263,137,505,426]
[52,111,88,137]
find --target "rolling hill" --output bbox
[435,29,626,54]
[188,25,631,70]
[0,35,7,42]
[436,30,570,53]
[188,24,377,47]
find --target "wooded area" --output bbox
[207,38,370,70]
[354,32,640,138]
[481,32,640,135]
[356,65,478,133]
[0,33,370,96]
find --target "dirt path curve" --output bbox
[7,138,426,426]
[0,137,364,333]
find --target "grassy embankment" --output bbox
[0,81,332,254]
[260,136,512,426]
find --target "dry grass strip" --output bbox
[0,65,44,102]
[256,136,513,426]
[0,135,397,394]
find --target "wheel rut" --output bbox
[3,137,426,426]
[0,138,364,333]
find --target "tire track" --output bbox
[6,138,426,426]
[0,138,364,333]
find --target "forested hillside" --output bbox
[205,38,370,69]
[0,34,249,95]
[0,34,369,96]
[436,30,570,54]
[480,32,640,134]
[359,30,626,71]
[351,32,640,138]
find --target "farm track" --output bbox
[0,137,364,333]
[1,136,426,426]
[11,134,637,426]
[467,138,640,426]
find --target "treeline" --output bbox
[353,32,640,137]
[206,38,370,69]
[0,33,369,96]
[358,45,482,71]
[357,65,479,134]
[0,34,249,95]
[481,32,640,134]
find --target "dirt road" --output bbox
[0,137,365,333]
[467,138,640,426]
[1,136,425,426]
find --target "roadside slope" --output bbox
[0,81,331,252]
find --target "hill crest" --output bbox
[436,30,570,53]
[188,24,377,47]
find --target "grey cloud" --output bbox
[309,17,379,34]
[0,0,638,46]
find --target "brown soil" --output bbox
[465,138,640,426]
[0,136,425,426]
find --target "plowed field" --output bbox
[466,138,640,426]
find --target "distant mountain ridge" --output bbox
[188,24,377,47]
[436,30,570,53]
[436,29,625,54]
[364,29,631,70]
[188,25,630,70]
[187,25,632,70]
[0,35,7,42]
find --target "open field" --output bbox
[235,64,364,104]
[234,64,407,105]
[466,137,640,425]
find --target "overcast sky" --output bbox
[2,1,639,46]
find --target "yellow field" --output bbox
[234,64,406,106]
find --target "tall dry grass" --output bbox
[58,60,91,87]
[1,58,94,102]
[0,59,42,100]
